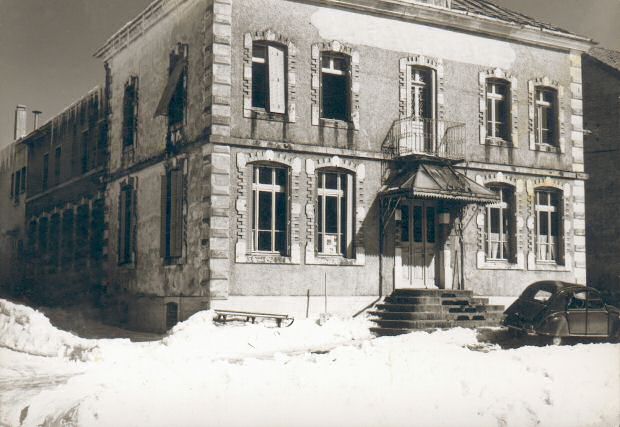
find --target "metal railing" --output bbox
[382,116,466,161]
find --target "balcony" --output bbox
[382,117,466,162]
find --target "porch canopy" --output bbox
[381,163,498,204]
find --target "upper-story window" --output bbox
[54,146,62,183]
[534,87,558,146]
[535,189,562,263]
[321,52,350,122]
[485,185,514,261]
[409,67,434,120]
[118,182,135,265]
[252,164,289,255]
[251,42,286,114]
[486,79,510,141]
[42,153,49,191]
[155,44,188,145]
[316,170,355,258]
[122,76,139,148]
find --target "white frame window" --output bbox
[409,67,434,120]
[252,165,289,255]
[317,170,354,258]
[535,189,561,263]
[321,52,350,121]
[535,87,558,146]
[485,185,513,261]
[486,79,510,141]
[251,42,287,114]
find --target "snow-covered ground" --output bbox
[1,299,619,427]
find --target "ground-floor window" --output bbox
[252,164,288,255]
[161,169,184,260]
[316,170,354,257]
[485,185,514,261]
[119,185,135,265]
[535,189,561,262]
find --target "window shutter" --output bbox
[128,186,135,261]
[268,45,286,114]
[160,174,168,258]
[10,173,14,199]
[170,169,184,258]
[119,189,127,263]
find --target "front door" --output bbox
[396,200,437,289]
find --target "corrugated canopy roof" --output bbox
[383,163,499,204]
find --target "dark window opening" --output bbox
[400,206,410,243]
[123,78,139,149]
[54,146,62,184]
[49,214,60,273]
[161,169,184,260]
[321,52,350,121]
[38,217,49,260]
[90,199,105,262]
[166,302,179,330]
[251,42,287,114]
[61,209,75,270]
[119,185,134,265]
[76,205,90,268]
[81,136,89,174]
[42,153,49,191]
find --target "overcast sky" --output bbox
[1,0,619,148]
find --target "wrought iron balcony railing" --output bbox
[382,116,466,161]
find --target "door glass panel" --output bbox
[413,206,423,243]
[426,207,435,244]
[401,206,410,243]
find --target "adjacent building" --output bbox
[90,0,593,332]
[583,47,620,304]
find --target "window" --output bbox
[90,199,105,262]
[42,153,49,191]
[20,167,26,194]
[49,214,60,273]
[321,52,350,121]
[251,42,286,114]
[54,146,62,183]
[409,67,434,120]
[486,79,510,141]
[166,302,179,330]
[76,205,89,268]
[122,76,139,148]
[9,172,14,199]
[533,290,553,302]
[81,135,89,174]
[161,169,184,260]
[119,185,135,265]
[155,44,188,144]
[61,209,74,270]
[252,165,288,255]
[535,88,558,146]
[568,290,587,310]
[317,170,354,257]
[38,217,49,260]
[485,185,514,261]
[13,169,21,199]
[535,189,561,263]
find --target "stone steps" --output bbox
[370,289,505,336]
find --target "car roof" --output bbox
[523,281,592,297]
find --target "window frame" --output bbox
[485,79,511,142]
[534,87,559,147]
[118,183,135,266]
[161,168,185,262]
[250,41,288,114]
[320,51,351,123]
[484,185,515,262]
[535,188,562,264]
[122,76,139,149]
[251,164,289,256]
[316,169,355,258]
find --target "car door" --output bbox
[566,290,587,335]
[586,290,609,336]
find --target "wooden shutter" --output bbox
[170,169,184,258]
[160,174,168,258]
[268,45,286,114]
[119,189,127,263]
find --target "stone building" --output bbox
[583,47,620,305]
[90,0,594,332]
[18,88,109,305]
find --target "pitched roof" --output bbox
[450,0,574,36]
[588,47,620,72]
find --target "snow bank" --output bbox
[0,299,97,360]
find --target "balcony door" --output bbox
[396,201,438,289]
[401,67,436,155]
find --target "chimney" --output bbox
[14,105,27,140]
[33,110,42,130]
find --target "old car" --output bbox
[504,281,620,345]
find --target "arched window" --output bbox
[485,185,515,261]
[486,79,511,141]
[316,169,355,258]
[251,163,289,255]
[535,188,562,262]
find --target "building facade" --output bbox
[583,47,620,305]
[91,0,593,332]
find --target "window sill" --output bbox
[318,118,355,130]
[164,257,185,267]
[484,137,513,147]
[247,109,289,123]
[532,143,561,153]
[118,260,136,270]
[237,252,298,265]
[528,260,569,272]
[476,251,525,270]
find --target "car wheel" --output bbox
[551,336,562,346]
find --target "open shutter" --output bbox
[170,169,184,258]
[154,58,187,117]
[119,189,127,263]
[160,174,168,258]
[268,45,286,114]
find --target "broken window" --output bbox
[161,169,184,260]
[119,184,135,265]
[321,52,350,121]
[486,79,510,141]
[122,76,139,148]
[485,185,514,261]
[42,153,49,191]
[536,189,562,263]
[251,42,287,114]
[317,170,354,257]
[535,88,558,146]
[252,165,288,255]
